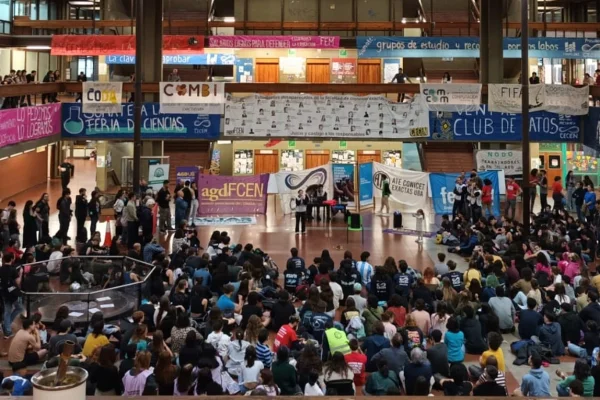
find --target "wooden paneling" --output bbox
[163,141,211,184]
[255,60,280,83]
[0,149,48,202]
[358,60,381,84]
[357,150,381,164]
[254,150,279,175]
[423,143,474,173]
[305,150,330,169]
[306,59,331,84]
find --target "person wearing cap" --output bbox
[48,319,82,357]
[349,283,367,314]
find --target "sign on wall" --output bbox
[476,150,523,175]
[197,174,269,215]
[61,103,220,140]
[224,94,430,139]
[357,36,600,59]
[235,58,254,83]
[333,163,356,207]
[429,105,580,142]
[419,84,482,112]
[159,82,225,114]
[175,166,199,184]
[0,104,61,150]
[208,35,340,49]
[331,58,356,76]
[82,82,123,114]
[149,164,170,190]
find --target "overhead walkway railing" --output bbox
[1,82,600,97]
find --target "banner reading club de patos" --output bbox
[197,174,269,215]
[51,35,204,56]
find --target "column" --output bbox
[139,0,163,101]
[487,0,504,83]
[479,0,489,85]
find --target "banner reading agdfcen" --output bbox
[197,174,269,215]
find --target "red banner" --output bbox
[331,58,356,76]
[51,35,204,56]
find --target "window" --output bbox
[0,0,9,20]
[77,56,94,78]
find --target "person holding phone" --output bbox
[295,190,308,234]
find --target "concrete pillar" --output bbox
[138,0,163,102]
[530,0,538,21]
[479,0,489,85]
[488,0,504,83]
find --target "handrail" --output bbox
[469,0,481,20]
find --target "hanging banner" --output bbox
[208,35,340,49]
[51,35,204,56]
[419,84,482,112]
[357,37,600,59]
[331,58,356,76]
[332,164,356,207]
[0,104,62,149]
[274,163,334,214]
[372,162,429,207]
[476,150,523,175]
[429,171,501,215]
[106,53,235,65]
[488,84,546,114]
[224,94,430,139]
[82,82,123,114]
[148,164,170,191]
[545,85,589,116]
[196,174,269,215]
[159,82,225,114]
[175,166,199,184]
[61,103,220,140]
[359,162,374,207]
[429,105,580,142]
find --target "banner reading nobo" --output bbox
[419,84,481,112]
[476,150,523,175]
[82,82,123,114]
[159,82,225,114]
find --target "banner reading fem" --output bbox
[197,174,269,215]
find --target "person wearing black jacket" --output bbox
[580,291,600,325]
[338,259,360,300]
[558,303,586,345]
[75,188,88,242]
[88,190,100,236]
[371,265,393,302]
[572,181,587,221]
[295,189,308,234]
[56,189,72,244]
[75,72,87,102]
[59,162,73,191]
[24,70,35,106]
[41,70,54,104]
[156,181,173,233]
[140,200,155,244]
[460,305,488,354]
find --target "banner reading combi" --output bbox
[159,82,225,114]
[197,174,269,215]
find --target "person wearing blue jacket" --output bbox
[583,184,597,222]
[517,352,550,397]
[175,190,189,229]
[444,317,465,363]
[539,312,565,356]
[450,228,478,256]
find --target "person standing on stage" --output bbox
[378,174,391,215]
[295,190,308,235]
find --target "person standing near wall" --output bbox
[565,170,575,211]
[75,188,88,242]
[538,170,549,211]
[295,190,308,235]
[156,180,173,234]
[529,169,539,213]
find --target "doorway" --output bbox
[305,150,330,169]
[254,150,279,175]
[255,59,280,83]
[357,150,381,164]
[358,60,381,84]
[306,59,330,83]
[539,152,562,193]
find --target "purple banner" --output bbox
[176,166,199,184]
[197,174,269,215]
[208,35,340,49]
[0,104,61,149]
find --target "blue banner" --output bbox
[584,107,600,151]
[105,54,236,65]
[357,37,600,59]
[359,162,373,207]
[429,105,580,142]
[333,163,356,207]
[61,103,221,140]
[430,171,500,216]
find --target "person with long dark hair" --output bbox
[55,189,71,244]
[88,190,100,237]
[557,359,594,396]
[195,367,223,395]
[173,364,195,395]
[22,200,37,249]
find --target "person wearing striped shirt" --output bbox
[256,329,273,368]
[357,251,373,287]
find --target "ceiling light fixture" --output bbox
[26,45,51,50]
[223,17,235,22]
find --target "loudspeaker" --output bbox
[349,213,361,229]
[211,0,234,18]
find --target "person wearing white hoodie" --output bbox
[206,319,231,359]
[226,329,250,377]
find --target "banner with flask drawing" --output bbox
[274,163,334,214]
[372,162,429,207]
[224,94,430,139]
[419,84,482,112]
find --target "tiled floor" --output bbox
[0,158,583,394]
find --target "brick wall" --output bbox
[163,141,211,184]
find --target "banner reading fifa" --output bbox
[488,84,546,114]
[372,162,429,207]
[197,174,269,215]
[419,84,481,112]
[429,170,501,215]
[275,163,334,214]
[82,82,123,114]
[159,82,225,114]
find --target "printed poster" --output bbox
[148,163,170,190]
[197,174,269,215]
[82,82,123,114]
[358,162,374,207]
[332,164,356,207]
